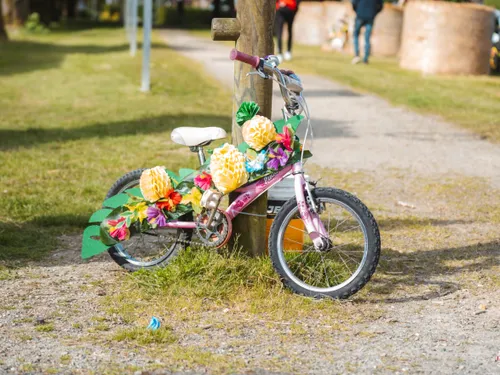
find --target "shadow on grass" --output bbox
[0,39,167,77]
[0,113,232,150]
[367,239,500,303]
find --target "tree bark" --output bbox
[66,0,76,18]
[13,0,28,25]
[229,0,276,257]
[0,0,8,41]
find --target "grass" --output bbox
[0,27,231,263]
[112,326,177,345]
[35,323,55,332]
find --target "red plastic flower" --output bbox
[194,172,212,191]
[156,189,182,212]
[275,126,293,151]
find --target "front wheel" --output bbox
[105,168,192,272]
[268,187,380,299]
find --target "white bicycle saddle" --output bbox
[171,127,227,147]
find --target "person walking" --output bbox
[351,0,383,64]
[275,0,299,62]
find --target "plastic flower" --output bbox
[146,206,167,227]
[210,143,249,194]
[276,125,294,151]
[194,172,212,191]
[108,217,130,241]
[124,201,148,223]
[156,190,182,212]
[241,115,277,151]
[181,187,203,214]
[267,147,289,170]
[140,166,172,202]
[245,149,268,173]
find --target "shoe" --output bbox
[363,60,369,64]
[277,54,283,63]
[351,56,361,65]
[284,51,292,61]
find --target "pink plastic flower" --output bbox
[108,217,130,241]
[194,172,212,191]
[109,225,130,241]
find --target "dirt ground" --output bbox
[1,30,500,375]
[1,167,499,375]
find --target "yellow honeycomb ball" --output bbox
[210,143,249,194]
[241,115,277,151]
[140,166,172,202]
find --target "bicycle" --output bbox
[81,49,381,299]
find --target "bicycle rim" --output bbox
[276,197,369,293]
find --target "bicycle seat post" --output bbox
[189,146,206,166]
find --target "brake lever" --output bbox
[246,70,269,79]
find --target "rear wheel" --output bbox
[105,169,192,272]
[269,188,380,299]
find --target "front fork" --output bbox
[293,162,329,250]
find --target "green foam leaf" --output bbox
[102,193,129,208]
[179,168,197,180]
[274,115,304,133]
[88,209,113,223]
[81,225,110,259]
[125,187,143,198]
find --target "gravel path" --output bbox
[1,30,500,375]
[162,30,500,187]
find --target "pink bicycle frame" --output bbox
[162,162,328,249]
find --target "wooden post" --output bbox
[211,0,275,256]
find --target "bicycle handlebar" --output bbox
[229,49,261,69]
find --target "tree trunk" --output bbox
[0,0,8,41]
[66,0,76,18]
[13,0,28,25]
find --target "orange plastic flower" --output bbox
[156,190,182,212]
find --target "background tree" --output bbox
[0,0,8,40]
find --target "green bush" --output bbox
[24,13,50,34]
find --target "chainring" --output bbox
[195,209,232,248]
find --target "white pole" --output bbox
[141,0,153,92]
[130,0,138,57]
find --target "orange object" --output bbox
[265,218,304,253]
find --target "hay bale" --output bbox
[400,1,495,75]
[373,4,404,56]
[292,2,326,45]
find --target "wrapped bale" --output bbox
[292,2,326,45]
[400,1,495,75]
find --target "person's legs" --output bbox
[353,17,363,57]
[352,17,363,64]
[363,19,374,63]
[285,9,296,54]
[275,10,286,55]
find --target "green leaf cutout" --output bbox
[236,102,260,126]
[274,115,304,133]
[103,193,130,209]
[125,187,143,198]
[179,168,197,180]
[88,208,113,223]
[81,225,110,259]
